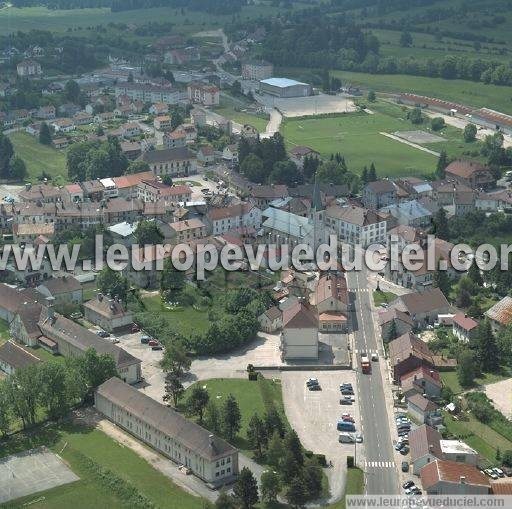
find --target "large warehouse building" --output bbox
[259,77,312,98]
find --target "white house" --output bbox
[83,294,134,333]
[207,203,261,236]
[280,302,318,360]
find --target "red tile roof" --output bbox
[452,313,479,331]
[421,460,490,491]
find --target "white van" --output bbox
[338,433,355,444]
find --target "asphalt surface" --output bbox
[347,266,399,495]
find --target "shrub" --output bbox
[347,456,354,468]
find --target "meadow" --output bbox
[8,131,68,185]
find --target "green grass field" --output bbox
[182,377,288,456]
[441,368,512,396]
[0,4,289,35]
[213,103,269,133]
[8,131,68,184]
[373,290,396,307]
[280,110,437,177]
[1,422,204,509]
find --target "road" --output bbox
[347,265,399,495]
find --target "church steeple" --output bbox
[312,173,324,212]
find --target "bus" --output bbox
[361,353,371,374]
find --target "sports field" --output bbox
[280,110,437,177]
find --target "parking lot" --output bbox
[281,370,360,502]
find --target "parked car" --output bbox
[70,312,83,319]
[371,352,378,361]
[131,323,140,333]
[341,414,354,422]
[402,462,409,473]
[306,378,319,387]
[152,345,163,351]
[141,335,151,344]
[110,337,120,344]
[403,480,414,489]
[308,384,321,391]
[96,330,109,338]
[356,434,363,443]
[493,467,505,478]
[411,487,422,495]
[340,398,352,405]
[400,446,410,455]
[148,339,159,347]
[395,442,405,451]
[338,433,355,444]
[485,469,499,479]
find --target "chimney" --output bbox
[208,434,214,447]
[98,292,103,302]
[460,476,466,484]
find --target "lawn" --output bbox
[327,467,364,509]
[280,110,437,177]
[213,103,269,133]
[444,412,512,464]
[141,294,210,336]
[182,376,288,456]
[441,367,512,396]
[0,422,205,509]
[8,131,68,184]
[373,290,396,307]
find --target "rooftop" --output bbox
[421,459,490,491]
[485,296,512,326]
[260,77,309,88]
[0,341,40,370]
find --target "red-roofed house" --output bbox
[421,459,490,494]
[445,160,496,190]
[485,296,512,334]
[313,273,349,332]
[452,313,479,342]
[388,332,434,382]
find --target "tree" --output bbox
[266,430,284,468]
[368,162,377,182]
[0,381,11,436]
[187,385,209,423]
[240,153,265,183]
[9,157,27,181]
[160,341,191,377]
[135,220,164,245]
[65,80,80,102]
[503,450,512,468]
[171,110,184,130]
[302,460,323,501]
[247,413,267,458]
[284,429,303,466]
[37,361,72,420]
[361,166,369,184]
[457,350,478,388]
[264,406,285,438]
[431,117,445,131]
[432,207,449,240]
[259,472,279,505]
[233,467,259,509]
[97,266,129,303]
[222,394,241,440]
[270,160,301,186]
[162,372,184,407]
[400,31,413,47]
[160,256,186,299]
[409,107,423,125]
[7,365,41,428]
[367,90,376,102]
[204,400,221,433]
[464,123,477,143]
[281,449,301,484]
[477,319,499,372]
[127,160,150,174]
[39,122,52,145]
[436,150,449,179]
[456,286,472,308]
[74,348,118,399]
[468,261,483,286]
[433,263,451,296]
[162,174,173,186]
[286,476,307,508]
[0,133,14,179]
[215,491,237,509]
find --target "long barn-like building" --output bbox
[95,377,239,486]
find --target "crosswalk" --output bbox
[364,460,395,469]
[354,349,379,356]
[351,288,370,293]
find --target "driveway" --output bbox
[281,370,360,504]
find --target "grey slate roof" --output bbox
[0,341,40,370]
[142,147,195,164]
[96,377,237,461]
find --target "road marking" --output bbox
[365,461,395,468]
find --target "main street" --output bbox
[346,265,399,495]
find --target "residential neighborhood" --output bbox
[2,1,512,508]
